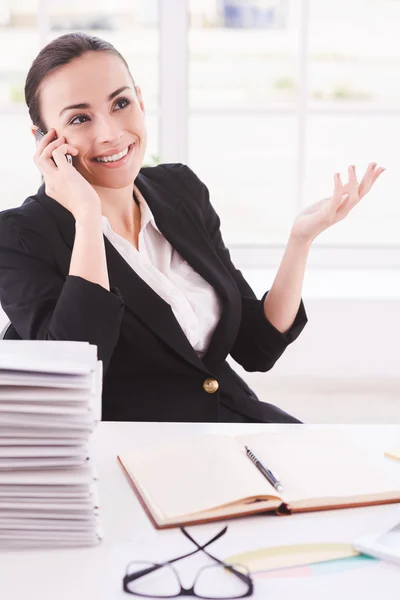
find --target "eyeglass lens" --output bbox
[125,560,251,598]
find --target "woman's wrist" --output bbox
[74,205,103,226]
[287,231,313,254]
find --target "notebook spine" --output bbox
[275,502,292,516]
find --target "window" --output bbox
[0,0,398,265]
[187,0,400,255]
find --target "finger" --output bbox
[33,129,57,160]
[348,164,359,192]
[51,144,78,169]
[333,172,343,207]
[334,181,351,197]
[341,165,359,207]
[333,166,359,219]
[371,166,386,186]
[33,141,60,175]
[36,137,68,172]
[41,136,68,159]
[33,155,58,177]
[358,162,381,197]
[35,128,56,146]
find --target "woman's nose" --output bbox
[94,118,123,144]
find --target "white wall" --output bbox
[255,297,399,378]
[1,288,398,377]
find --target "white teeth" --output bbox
[95,145,130,163]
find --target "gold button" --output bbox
[203,378,219,394]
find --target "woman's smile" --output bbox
[91,142,135,169]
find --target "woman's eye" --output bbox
[69,114,89,126]
[68,98,130,126]
[115,97,130,110]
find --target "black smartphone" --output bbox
[34,129,73,165]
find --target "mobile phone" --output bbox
[34,129,73,165]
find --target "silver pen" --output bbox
[245,445,284,493]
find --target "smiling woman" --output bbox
[25,38,147,200]
[0,32,382,424]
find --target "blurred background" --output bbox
[0,0,399,422]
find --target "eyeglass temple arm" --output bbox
[124,528,228,583]
[180,526,252,586]
[180,525,228,549]
[163,526,227,566]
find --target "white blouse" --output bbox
[102,185,223,358]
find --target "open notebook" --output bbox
[118,429,400,529]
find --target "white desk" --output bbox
[0,423,399,600]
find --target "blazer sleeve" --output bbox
[0,212,125,374]
[175,164,308,372]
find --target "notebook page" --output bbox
[0,428,88,440]
[0,361,101,401]
[0,341,97,375]
[236,429,399,507]
[0,403,94,416]
[0,437,85,446]
[0,386,90,400]
[0,371,92,388]
[0,485,89,494]
[0,510,97,520]
[0,518,95,530]
[0,465,94,485]
[0,413,94,428]
[0,457,89,469]
[118,434,278,521]
[0,445,87,458]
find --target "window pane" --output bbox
[189,0,300,109]
[0,113,39,206]
[0,2,39,107]
[47,0,159,112]
[189,115,297,244]
[305,116,398,245]
[0,114,158,211]
[309,0,400,108]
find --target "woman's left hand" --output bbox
[290,162,385,244]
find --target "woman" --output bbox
[0,33,384,423]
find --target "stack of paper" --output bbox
[0,340,103,549]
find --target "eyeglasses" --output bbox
[122,525,253,598]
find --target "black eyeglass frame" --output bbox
[122,525,253,598]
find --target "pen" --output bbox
[244,445,284,494]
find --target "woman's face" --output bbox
[36,51,147,189]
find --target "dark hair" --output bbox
[24,32,135,132]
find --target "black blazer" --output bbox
[0,163,307,423]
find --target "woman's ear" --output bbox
[135,85,145,114]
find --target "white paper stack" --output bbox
[0,340,103,549]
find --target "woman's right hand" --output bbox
[33,128,101,220]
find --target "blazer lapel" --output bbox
[104,237,206,372]
[135,174,242,373]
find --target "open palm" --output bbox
[291,163,385,243]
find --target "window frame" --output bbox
[1,0,399,270]
[160,0,400,269]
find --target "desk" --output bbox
[0,423,399,600]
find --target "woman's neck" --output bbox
[94,183,141,245]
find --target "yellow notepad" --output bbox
[385,447,400,461]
